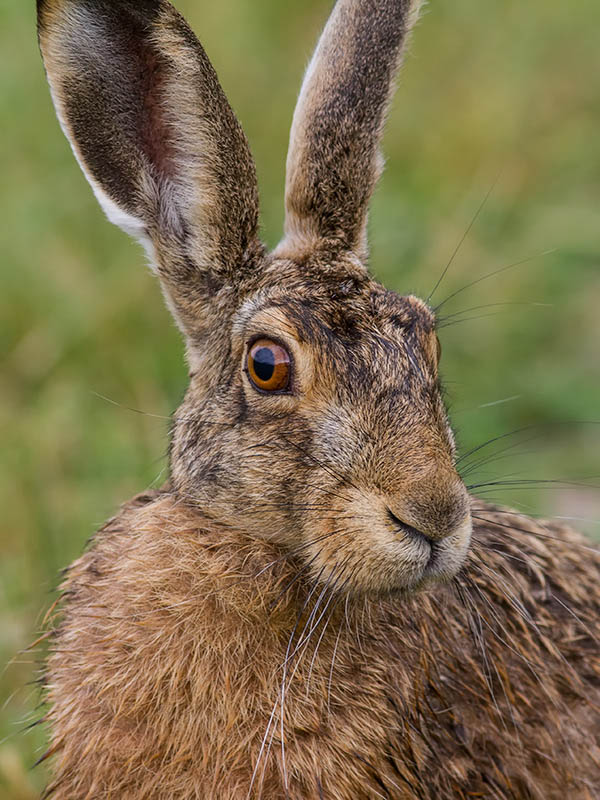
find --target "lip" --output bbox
[387,509,465,579]
[387,508,431,544]
[387,510,431,546]
[425,541,439,570]
[388,510,436,569]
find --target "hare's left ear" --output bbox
[281,0,422,260]
[37,0,261,343]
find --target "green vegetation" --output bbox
[1,0,598,795]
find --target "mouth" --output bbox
[387,510,432,550]
[386,509,459,577]
[303,489,472,596]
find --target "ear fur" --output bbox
[281,0,423,259]
[37,0,262,343]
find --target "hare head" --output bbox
[38,0,471,595]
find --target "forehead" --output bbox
[236,284,440,410]
[236,281,436,348]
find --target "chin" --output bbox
[422,519,473,582]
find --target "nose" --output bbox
[387,473,470,542]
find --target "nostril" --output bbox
[387,509,433,545]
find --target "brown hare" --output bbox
[36,0,599,797]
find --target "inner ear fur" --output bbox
[37,0,262,342]
[281,0,422,259]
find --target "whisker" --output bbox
[459,429,543,474]
[462,572,575,722]
[305,598,338,699]
[472,514,600,555]
[460,450,539,480]
[278,433,362,497]
[438,301,550,324]
[454,579,502,723]
[481,543,531,567]
[327,613,345,718]
[452,395,523,416]
[279,566,333,793]
[437,310,514,329]
[457,425,538,466]
[468,478,600,491]
[433,249,556,313]
[249,571,324,799]
[470,555,535,628]
[427,174,501,305]
[283,557,352,668]
[93,390,242,430]
[550,593,600,647]
[248,694,281,800]
[457,579,519,734]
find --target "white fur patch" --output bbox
[47,76,158,270]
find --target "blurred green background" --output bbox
[1,0,599,795]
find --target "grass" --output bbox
[1,0,599,795]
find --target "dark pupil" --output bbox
[253,347,275,382]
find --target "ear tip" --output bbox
[36,0,70,16]
[37,0,168,41]
[36,0,55,39]
[36,0,69,31]
[37,0,165,20]
[36,0,51,20]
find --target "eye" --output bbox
[246,339,291,393]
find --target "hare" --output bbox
[36,0,599,798]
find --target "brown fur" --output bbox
[36,0,600,797]
[45,492,600,798]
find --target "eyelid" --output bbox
[246,332,291,352]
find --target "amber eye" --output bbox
[247,339,291,393]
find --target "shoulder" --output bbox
[470,498,600,586]
[56,489,290,633]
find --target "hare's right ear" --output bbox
[37,0,261,343]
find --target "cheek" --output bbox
[187,333,236,390]
[229,436,309,544]
[312,405,365,474]
[169,379,247,494]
